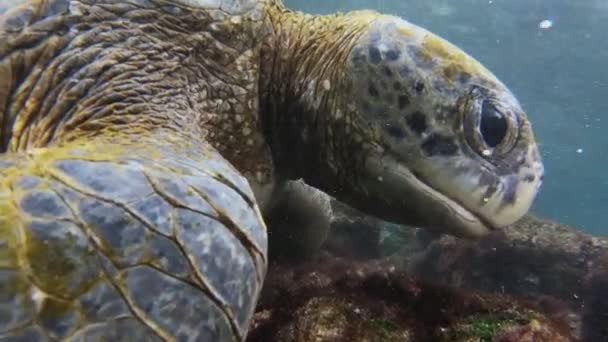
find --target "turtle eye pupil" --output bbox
[480,101,508,148]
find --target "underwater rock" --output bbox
[496,319,572,342]
[272,297,413,341]
[322,202,607,342]
[405,214,608,340]
[253,202,604,341]
[409,214,608,302]
[247,254,573,342]
[581,251,608,342]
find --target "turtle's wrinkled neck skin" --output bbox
[259,5,377,188]
[260,4,544,238]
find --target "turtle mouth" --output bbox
[363,153,496,239]
[401,167,496,238]
[409,167,498,234]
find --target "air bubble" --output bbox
[539,19,553,29]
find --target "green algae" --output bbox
[441,309,538,342]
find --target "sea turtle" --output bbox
[0,0,544,340]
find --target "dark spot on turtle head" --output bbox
[384,49,401,61]
[399,66,411,78]
[458,72,472,84]
[415,81,425,93]
[478,170,495,187]
[382,66,393,77]
[393,82,402,91]
[481,182,499,206]
[523,174,536,183]
[369,46,382,64]
[384,122,407,139]
[406,112,427,135]
[368,83,379,97]
[397,95,410,110]
[501,177,518,205]
[421,134,458,156]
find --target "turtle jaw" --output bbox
[339,130,545,239]
[356,153,494,239]
[352,147,544,239]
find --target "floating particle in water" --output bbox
[576,148,583,154]
[539,19,553,29]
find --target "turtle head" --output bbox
[335,15,544,238]
[260,10,544,238]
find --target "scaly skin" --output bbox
[0,0,544,340]
[0,132,267,341]
[0,0,271,340]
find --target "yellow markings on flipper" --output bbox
[0,136,158,297]
[0,197,20,270]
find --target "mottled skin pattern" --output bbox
[0,134,266,341]
[0,0,544,341]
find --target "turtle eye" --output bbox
[462,87,519,157]
[479,101,508,148]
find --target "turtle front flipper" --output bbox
[0,132,267,341]
[265,180,332,262]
